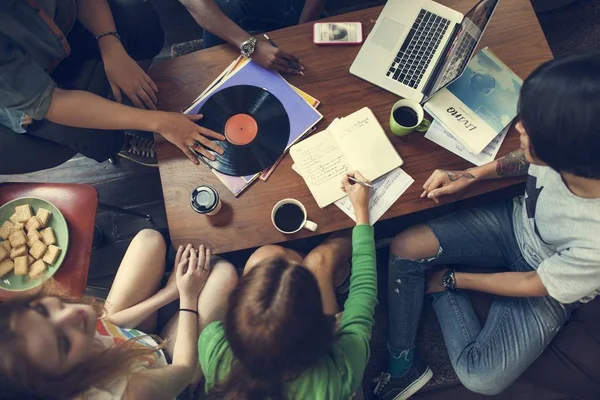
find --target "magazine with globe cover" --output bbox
[424,47,522,155]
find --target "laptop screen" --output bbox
[425,0,499,99]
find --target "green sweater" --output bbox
[198,224,377,399]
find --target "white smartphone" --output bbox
[313,22,363,45]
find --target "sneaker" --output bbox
[373,356,433,400]
[118,132,158,167]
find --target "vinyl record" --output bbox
[196,85,290,176]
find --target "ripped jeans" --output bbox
[388,200,578,395]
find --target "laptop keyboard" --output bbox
[386,9,450,89]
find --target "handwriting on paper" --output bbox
[293,139,350,187]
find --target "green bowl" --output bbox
[0,198,69,291]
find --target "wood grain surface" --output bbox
[150,0,552,254]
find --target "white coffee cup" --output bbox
[271,199,318,234]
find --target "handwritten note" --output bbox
[425,120,510,166]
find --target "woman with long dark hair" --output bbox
[200,171,378,400]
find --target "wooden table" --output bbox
[150,0,552,254]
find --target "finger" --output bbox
[174,245,184,266]
[110,83,122,104]
[423,176,445,194]
[423,170,440,190]
[428,185,453,200]
[421,190,428,198]
[189,247,198,272]
[341,174,351,189]
[204,248,212,271]
[191,144,216,161]
[272,60,301,75]
[193,134,224,155]
[197,126,226,141]
[141,81,158,105]
[137,89,157,110]
[353,171,369,183]
[197,245,205,270]
[278,49,301,64]
[144,73,159,93]
[182,145,200,165]
[128,92,146,109]
[186,113,204,122]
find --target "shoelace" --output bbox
[373,373,391,394]
[127,135,156,158]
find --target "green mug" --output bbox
[389,99,431,136]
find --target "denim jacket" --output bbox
[0,0,75,133]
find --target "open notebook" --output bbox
[290,107,403,208]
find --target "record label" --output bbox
[196,85,291,176]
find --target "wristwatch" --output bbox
[442,269,457,291]
[240,36,258,58]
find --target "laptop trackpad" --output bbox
[371,17,404,51]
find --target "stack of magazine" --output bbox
[424,47,522,166]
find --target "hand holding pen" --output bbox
[251,34,304,75]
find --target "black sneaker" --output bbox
[118,132,158,167]
[373,356,433,400]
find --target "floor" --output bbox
[2,0,600,291]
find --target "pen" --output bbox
[348,176,374,188]
[263,34,305,76]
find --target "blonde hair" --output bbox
[0,286,164,399]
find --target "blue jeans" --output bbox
[204,0,307,48]
[388,200,578,395]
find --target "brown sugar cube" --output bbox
[40,227,57,246]
[36,208,52,228]
[27,255,35,265]
[14,256,29,276]
[0,259,14,279]
[15,204,33,223]
[29,240,48,260]
[8,230,27,248]
[43,245,61,265]
[0,246,8,263]
[0,221,13,240]
[29,259,47,279]
[10,245,27,260]
[1,241,11,252]
[26,217,42,232]
[9,213,19,224]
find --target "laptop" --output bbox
[350,0,499,103]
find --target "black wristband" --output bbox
[179,308,199,316]
[96,31,121,42]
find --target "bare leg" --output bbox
[105,229,166,332]
[160,257,239,388]
[302,230,352,315]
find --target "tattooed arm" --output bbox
[421,149,530,202]
[495,149,530,177]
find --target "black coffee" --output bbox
[274,203,305,233]
[393,106,418,127]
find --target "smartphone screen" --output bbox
[313,22,363,45]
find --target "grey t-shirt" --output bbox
[513,164,600,304]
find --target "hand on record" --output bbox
[176,244,213,300]
[421,169,478,203]
[341,171,370,217]
[102,43,159,110]
[253,41,304,75]
[156,112,225,165]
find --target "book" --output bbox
[290,108,403,208]
[184,59,322,196]
[424,47,522,154]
